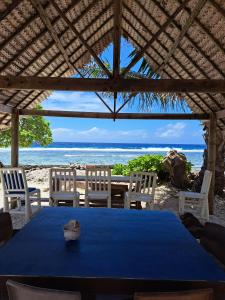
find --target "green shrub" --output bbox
[112,154,192,181]
[112,154,165,177]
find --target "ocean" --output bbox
[0,142,205,170]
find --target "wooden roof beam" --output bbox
[1,76,225,93]
[51,0,112,78]
[156,0,207,74]
[121,0,190,77]
[19,109,209,120]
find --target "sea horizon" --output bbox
[0,142,205,170]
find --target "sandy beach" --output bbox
[1,167,224,229]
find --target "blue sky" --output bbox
[42,39,204,145]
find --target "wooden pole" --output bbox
[207,113,217,214]
[11,109,19,167]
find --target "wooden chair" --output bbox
[0,168,41,222]
[7,280,81,300]
[179,170,212,221]
[134,289,213,300]
[124,172,157,209]
[49,168,80,207]
[0,212,13,247]
[85,166,111,208]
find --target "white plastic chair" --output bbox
[179,170,212,220]
[0,167,41,222]
[49,168,80,207]
[124,172,157,209]
[7,280,81,300]
[85,166,111,208]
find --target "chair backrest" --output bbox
[128,172,157,196]
[134,289,213,300]
[49,168,77,195]
[0,212,13,247]
[85,166,111,193]
[7,280,81,300]
[200,170,212,195]
[0,168,27,194]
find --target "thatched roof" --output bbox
[0,0,225,127]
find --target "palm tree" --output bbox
[77,49,187,114]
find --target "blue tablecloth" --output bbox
[0,208,224,282]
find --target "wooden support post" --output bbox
[207,113,217,215]
[11,109,19,167]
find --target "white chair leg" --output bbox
[17,198,22,210]
[179,195,185,214]
[25,194,32,223]
[73,197,79,208]
[107,196,111,208]
[85,196,89,207]
[126,198,131,209]
[3,196,9,212]
[37,189,41,208]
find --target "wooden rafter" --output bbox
[0,76,225,93]
[121,0,190,76]
[1,2,113,117]
[113,0,122,116]
[51,0,112,78]
[122,14,216,113]
[0,0,88,73]
[156,0,207,74]
[30,0,75,73]
[133,0,225,114]
[0,27,114,127]
[19,109,209,120]
[113,0,122,79]
[2,4,113,107]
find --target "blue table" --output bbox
[0,208,225,299]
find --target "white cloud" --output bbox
[155,122,186,138]
[42,91,109,112]
[52,127,148,142]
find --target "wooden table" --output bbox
[0,208,225,299]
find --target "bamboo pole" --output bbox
[11,109,19,167]
[207,113,217,214]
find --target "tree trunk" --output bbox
[193,124,225,196]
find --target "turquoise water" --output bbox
[0,142,205,170]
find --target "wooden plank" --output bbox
[156,0,207,74]
[11,110,19,167]
[0,104,13,114]
[121,0,190,76]
[113,0,122,78]
[51,0,112,78]
[19,109,209,120]
[1,76,225,93]
[207,113,217,214]
[216,109,225,119]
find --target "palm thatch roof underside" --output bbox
[0,0,225,127]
